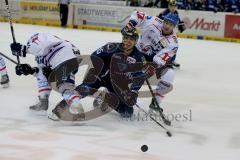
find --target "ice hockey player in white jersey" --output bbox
[122,11,179,114]
[0,55,10,88]
[10,33,84,114]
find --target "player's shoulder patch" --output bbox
[103,42,119,53]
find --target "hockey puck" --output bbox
[141,145,148,152]
[166,131,172,137]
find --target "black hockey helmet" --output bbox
[121,29,139,41]
[168,0,177,6]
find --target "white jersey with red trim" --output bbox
[26,33,79,69]
[25,33,80,99]
[129,11,179,66]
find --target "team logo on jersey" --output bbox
[96,47,104,54]
[162,53,171,62]
[126,56,136,64]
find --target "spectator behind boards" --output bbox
[58,0,70,28]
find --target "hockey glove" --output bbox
[15,64,38,76]
[143,63,158,78]
[178,21,186,33]
[42,67,53,79]
[122,90,138,106]
[10,42,27,57]
[144,65,155,78]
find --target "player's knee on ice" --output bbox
[115,102,134,118]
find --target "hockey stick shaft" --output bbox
[145,78,171,126]
[146,79,163,112]
[5,0,20,64]
[0,52,18,65]
[135,103,172,136]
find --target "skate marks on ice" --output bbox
[0,118,58,160]
[0,144,54,160]
[0,116,164,160]
[0,116,106,138]
[0,117,28,131]
[71,150,163,160]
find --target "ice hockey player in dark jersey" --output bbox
[80,31,148,118]
[52,30,154,120]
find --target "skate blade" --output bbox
[47,112,60,121]
[29,110,47,117]
[29,107,48,112]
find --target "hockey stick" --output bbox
[146,79,171,126]
[0,52,18,65]
[5,0,20,64]
[135,103,172,137]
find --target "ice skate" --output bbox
[149,98,163,115]
[172,61,180,69]
[29,95,49,111]
[0,74,9,88]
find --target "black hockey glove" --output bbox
[15,64,39,76]
[42,67,53,79]
[10,42,27,57]
[178,21,186,33]
[122,90,138,107]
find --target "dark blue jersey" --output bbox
[90,42,146,92]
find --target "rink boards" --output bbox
[0,0,240,43]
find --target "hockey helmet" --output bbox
[168,0,177,6]
[122,29,139,41]
[163,13,179,26]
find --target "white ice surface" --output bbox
[0,22,240,160]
